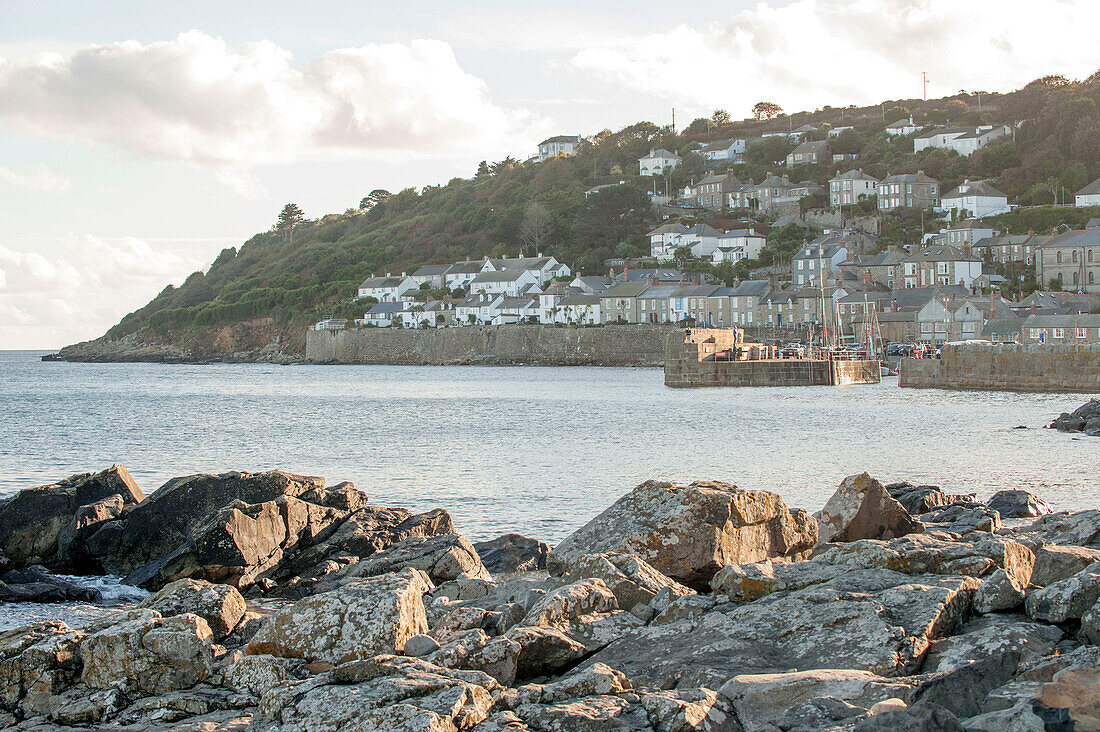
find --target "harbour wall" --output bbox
[900,343,1100,392]
[304,324,675,366]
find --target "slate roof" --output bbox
[942,181,1008,199]
[1077,177,1100,196]
[359,276,410,289]
[640,149,681,160]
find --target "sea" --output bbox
[1,350,1098,628]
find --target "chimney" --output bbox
[891,298,898,312]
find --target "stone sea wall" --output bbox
[900,343,1100,392]
[305,324,675,366]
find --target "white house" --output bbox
[405,300,453,328]
[359,301,413,327]
[469,269,541,297]
[443,261,483,291]
[829,169,879,207]
[455,293,502,325]
[556,294,602,325]
[711,245,745,264]
[482,255,570,286]
[409,264,451,289]
[638,149,682,176]
[684,224,725,259]
[715,229,766,260]
[698,139,747,162]
[649,223,688,260]
[946,220,1000,251]
[792,244,848,287]
[357,274,418,301]
[885,117,921,136]
[1076,177,1100,208]
[492,296,539,325]
[901,246,983,289]
[828,125,854,138]
[937,180,1011,218]
[537,135,582,161]
[913,125,1011,156]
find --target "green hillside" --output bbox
[101,70,1100,352]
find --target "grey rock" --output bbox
[885,482,976,515]
[402,633,441,658]
[1025,561,1100,623]
[912,651,1021,718]
[139,578,247,640]
[314,533,491,589]
[549,551,695,610]
[964,701,1048,732]
[473,533,550,574]
[987,490,1054,519]
[921,502,1002,534]
[974,569,1026,613]
[850,701,966,731]
[0,566,101,603]
[1031,544,1100,587]
[815,472,923,547]
[1082,598,1100,644]
[922,615,1062,675]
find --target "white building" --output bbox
[556,294,602,325]
[828,169,879,207]
[698,139,747,162]
[359,301,413,327]
[469,269,541,297]
[648,223,688,260]
[945,220,999,251]
[357,274,418,302]
[901,246,983,289]
[638,149,681,176]
[455,293,502,325]
[443,261,484,291]
[409,264,451,289]
[937,180,1011,218]
[715,229,766,260]
[1076,177,1100,208]
[482,255,570,286]
[885,117,921,137]
[537,135,582,161]
[405,301,453,328]
[684,224,725,259]
[493,296,540,325]
[913,125,1011,156]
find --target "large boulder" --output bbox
[920,502,1002,534]
[884,482,975,515]
[0,566,101,603]
[987,490,1053,519]
[1015,509,1100,548]
[474,533,550,574]
[246,568,430,664]
[1025,561,1100,623]
[815,473,923,547]
[549,552,695,612]
[1031,544,1100,587]
[80,609,214,695]
[315,533,491,591]
[584,568,979,688]
[920,615,1062,674]
[553,479,817,589]
[0,466,143,570]
[973,568,1026,613]
[138,579,247,640]
[0,621,84,718]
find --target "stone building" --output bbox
[1036,229,1100,293]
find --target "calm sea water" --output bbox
[1,350,1098,545]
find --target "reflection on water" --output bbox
[0,351,1097,544]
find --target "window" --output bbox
[1078,328,1087,339]
[1057,251,1063,263]
[1073,251,1079,263]
[1053,328,1065,339]
[1030,328,1041,339]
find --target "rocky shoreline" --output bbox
[1,467,1098,730]
[42,334,303,365]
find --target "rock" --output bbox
[922,616,1062,675]
[1083,599,1100,644]
[1030,544,1100,586]
[921,502,1002,534]
[505,626,588,681]
[974,569,1026,613]
[474,533,551,574]
[222,653,295,696]
[521,578,618,627]
[45,685,125,726]
[815,472,923,546]
[775,696,866,731]
[549,552,695,611]
[911,651,1021,718]
[987,490,1054,519]
[512,695,638,730]
[0,620,84,717]
[1037,665,1100,730]
[584,569,979,688]
[711,559,848,602]
[0,466,143,570]
[257,655,498,731]
[964,701,1049,732]
[850,701,966,731]
[139,579,247,640]
[246,568,430,664]
[223,611,265,648]
[868,698,908,714]
[1050,399,1100,434]
[814,533,1035,587]
[55,494,127,572]
[0,566,101,603]
[718,669,906,732]
[80,609,214,695]
[402,634,440,658]
[553,479,817,589]
[1017,509,1100,548]
[1025,561,1100,623]
[314,533,491,590]
[431,605,493,644]
[885,482,975,515]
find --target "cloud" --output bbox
[0,31,542,166]
[0,235,222,349]
[570,0,1100,119]
[0,163,71,193]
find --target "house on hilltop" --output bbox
[639,149,681,176]
[937,180,1010,218]
[1075,177,1100,208]
[537,135,582,161]
[885,117,921,137]
[357,274,418,301]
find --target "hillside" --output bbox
[69,70,1100,358]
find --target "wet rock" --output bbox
[1030,544,1100,587]
[584,569,979,688]
[553,479,817,589]
[815,472,923,546]
[549,552,695,611]
[973,568,1026,613]
[246,567,430,664]
[314,533,491,590]
[80,609,214,695]
[885,482,975,515]
[139,578,247,640]
[921,502,1002,534]
[1025,562,1100,623]
[474,533,551,574]
[0,466,144,570]
[1049,398,1100,434]
[0,566,101,603]
[55,494,127,572]
[987,490,1054,519]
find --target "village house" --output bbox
[1011,290,1100,316]
[701,287,736,327]
[570,276,612,294]
[945,220,999,251]
[727,180,757,211]
[455,293,503,325]
[482,255,570,286]
[695,172,740,210]
[357,274,418,302]
[684,224,726,259]
[637,285,679,324]
[971,234,1050,268]
[1036,228,1100,292]
[759,290,798,327]
[885,117,922,137]
[612,268,691,285]
[913,126,1011,156]
[829,169,879,207]
[359,300,413,328]
[901,246,983,289]
[443,261,484,291]
[792,243,848,287]
[1021,314,1100,344]
[698,139,747,163]
[828,125,854,138]
[669,285,722,325]
[492,296,539,325]
[409,264,451,290]
[877,171,940,211]
[728,280,770,326]
[538,283,580,324]
[537,135,582,161]
[600,282,647,323]
[639,149,682,176]
[838,246,906,288]
[469,269,541,297]
[754,174,795,212]
[786,140,830,166]
[648,223,689,260]
[406,300,454,329]
[556,294,602,325]
[937,180,1011,218]
[1075,177,1100,208]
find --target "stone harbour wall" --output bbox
[305,324,675,366]
[900,343,1100,392]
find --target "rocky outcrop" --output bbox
[0,567,100,604]
[987,489,1053,518]
[815,473,923,546]
[474,533,550,574]
[548,551,695,612]
[1049,398,1100,436]
[885,482,975,515]
[552,479,817,589]
[138,579,247,640]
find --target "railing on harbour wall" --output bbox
[900,343,1100,393]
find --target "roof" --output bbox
[573,276,612,292]
[457,293,499,308]
[886,118,916,129]
[1077,177,1100,196]
[366,301,408,314]
[698,173,740,186]
[359,275,410,289]
[670,285,722,298]
[1022,314,1100,329]
[790,140,829,154]
[699,139,740,152]
[831,169,879,183]
[949,219,998,231]
[637,285,681,300]
[614,268,685,283]
[683,223,723,237]
[982,318,1023,337]
[498,296,538,309]
[793,244,846,260]
[540,135,581,145]
[446,261,484,275]
[881,172,940,185]
[1038,228,1100,249]
[972,234,1051,249]
[903,245,980,263]
[472,270,528,283]
[640,148,681,160]
[558,294,601,307]
[411,264,450,277]
[600,282,649,298]
[731,280,771,297]
[719,228,764,239]
[648,223,689,236]
[942,180,1007,199]
[489,256,556,271]
[1013,291,1100,312]
[761,291,797,305]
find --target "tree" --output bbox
[476,160,491,177]
[752,101,783,120]
[276,204,304,241]
[519,201,554,254]
[358,189,392,211]
[711,109,732,126]
[714,260,735,286]
[684,118,712,135]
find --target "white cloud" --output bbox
[0,235,223,349]
[0,31,543,166]
[0,163,71,193]
[570,0,1100,119]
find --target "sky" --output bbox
[2,0,1099,349]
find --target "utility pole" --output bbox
[922,72,929,101]
[672,107,676,134]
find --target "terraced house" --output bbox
[1036,229,1100,293]
[877,171,940,211]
